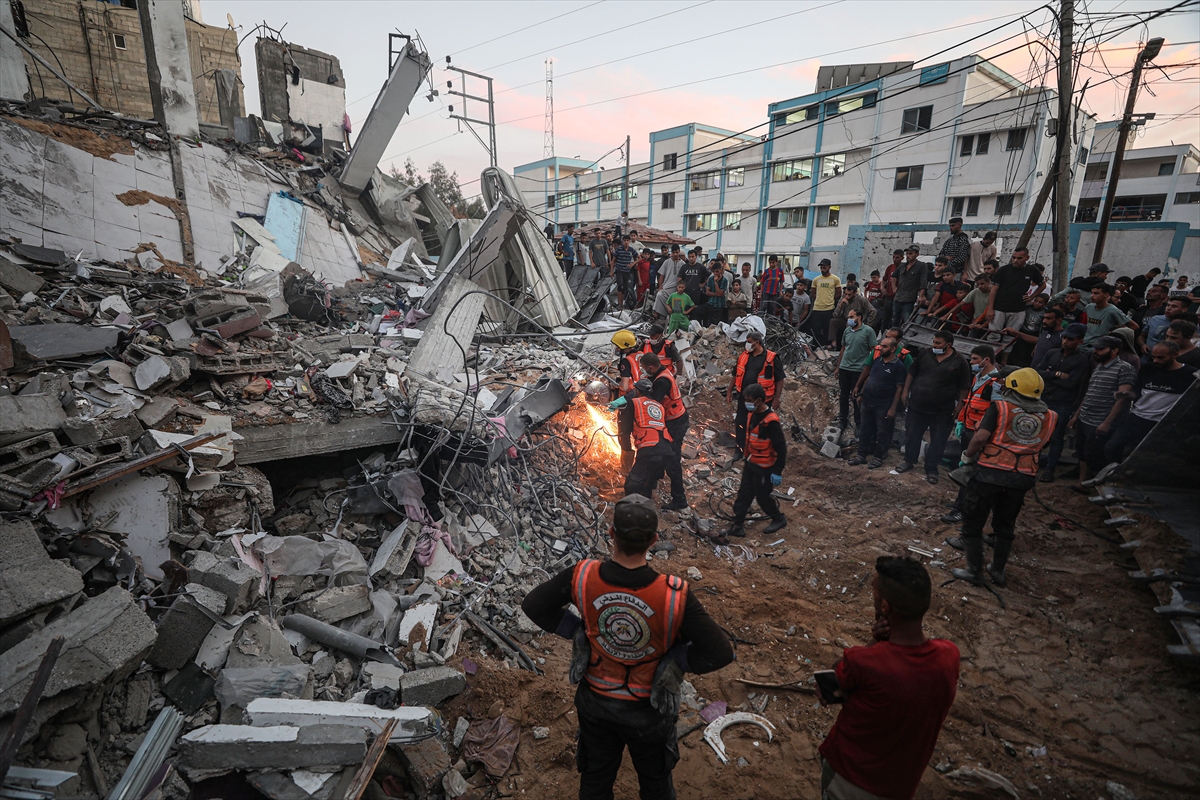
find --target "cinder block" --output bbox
[0,432,61,474]
[147,582,227,670]
[399,666,466,707]
[294,585,371,624]
[395,735,451,796]
[187,550,259,614]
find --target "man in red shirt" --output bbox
[818,557,960,800]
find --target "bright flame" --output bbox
[585,404,623,458]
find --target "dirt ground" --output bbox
[442,374,1200,800]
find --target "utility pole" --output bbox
[1052,0,1073,291]
[1091,36,1164,265]
[621,134,630,216]
[544,58,555,159]
[446,60,497,168]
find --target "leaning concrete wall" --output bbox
[14,0,243,124]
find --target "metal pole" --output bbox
[487,76,497,168]
[1092,37,1163,264]
[622,134,631,216]
[1053,0,1073,291]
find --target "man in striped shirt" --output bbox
[1071,335,1137,483]
[760,256,786,316]
[610,235,638,309]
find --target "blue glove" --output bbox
[953,420,965,438]
[606,395,628,410]
[770,474,783,487]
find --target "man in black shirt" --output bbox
[1067,262,1112,295]
[679,250,707,308]
[1129,267,1162,301]
[521,495,734,800]
[1033,323,1089,481]
[1132,284,1168,328]
[894,331,972,484]
[984,246,1045,334]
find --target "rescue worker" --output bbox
[641,353,689,511]
[726,330,785,454]
[951,368,1057,587]
[640,324,684,377]
[942,345,998,525]
[610,379,684,503]
[612,329,642,393]
[721,383,788,540]
[520,495,735,800]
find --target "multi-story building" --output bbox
[1077,121,1200,228]
[515,55,1101,273]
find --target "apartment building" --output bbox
[1077,121,1200,228]
[515,55,1099,273]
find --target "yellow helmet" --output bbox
[611,329,637,350]
[1004,367,1044,399]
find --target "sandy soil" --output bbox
[442,373,1200,800]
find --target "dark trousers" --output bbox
[809,309,833,346]
[733,395,748,452]
[576,686,678,800]
[731,462,783,525]
[878,296,894,332]
[625,449,684,503]
[1076,421,1115,474]
[1041,402,1074,471]
[961,478,1026,545]
[893,300,916,326]
[837,368,862,428]
[950,432,972,511]
[904,408,954,476]
[666,413,689,459]
[857,397,896,460]
[1103,413,1157,465]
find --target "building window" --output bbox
[723,211,742,230]
[690,171,721,191]
[967,196,980,216]
[559,191,578,208]
[768,207,807,229]
[951,198,964,217]
[995,194,1015,216]
[112,33,127,50]
[663,153,678,171]
[975,133,990,154]
[547,195,556,209]
[1158,161,1176,176]
[950,196,981,218]
[824,92,876,117]
[771,158,813,182]
[1175,192,1200,204]
[816,205,840,227]
[960,135,974,157]
[726,167,745,187]
[1005,128,1027,151]
[601,185,638,201]
[1077,146,1089,164]
[901,105,933,134]
[774,105,819,126]
[820,154,846,178]
[894,165,923,190]
[688,213,720,232]
[661,192,676,210]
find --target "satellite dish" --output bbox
[226,13,235,29]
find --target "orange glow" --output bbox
[585,404,623,458]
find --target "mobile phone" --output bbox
[814,670,844,704]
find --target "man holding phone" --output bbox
[817,557,960,799]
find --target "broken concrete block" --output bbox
[245,698,435,740]
[0,520,84,626]
[400,666,466,707]
[0,394,66,443]
[62,414,144,446]
[88,473,180,582]
[395,734,451,796]
[324,360,359,379]
[820,440,840,459]
[9,323,120,361]
[0,587,157,735]
[294,584,371,624]
[0,255,46,295]
[0,432,61,474]
[225,614,302,670]
[362,662,404,691]
[247,771,314,800]
[397,601,438,651]
[134,355,190,391]
[164,318,195,343]
[187,550,260,614]
[147,583,228,670]
[177,724,368,772]
[136,396,179,428]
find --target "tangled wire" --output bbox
[762,313,815,368]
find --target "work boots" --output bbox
[763,516,787,535]
[987,536,1013,587]
[950,535,985,586]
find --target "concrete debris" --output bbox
[176,724,368,772]
[0,520,83,626]
[145,582,227,669]
[399,666,467,707]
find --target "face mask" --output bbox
[650,338,662,346]
[744,402,758,411]
[745,342,755,352]
[932,348,945,355]
[847,319,858,328]
[971,363,981,373]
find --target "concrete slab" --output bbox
[187,550,259,614]
[396,602,438,651]
[294,584,371,624]
[146,582,227,670]
[0,255,45,294]
[245,698,435,741]
[399,666,466,707]
[0,520,83,626]
[233,414,405,464]
[177,724,368,771]
[0,394,67,444]
[9,323,120,361]
[87,473,180,582]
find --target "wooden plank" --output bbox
[343,718,397,800]
[63,432,223,497]
[232,414,405,465]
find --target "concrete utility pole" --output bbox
[621,134,631,216]
[1091,36,1164,265]
[1053,0,1073,291]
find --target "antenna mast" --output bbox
[544,58,555,158]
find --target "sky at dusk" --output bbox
[203,0,1200,197]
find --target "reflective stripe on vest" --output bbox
[571,559,689,702]
[625,353,642,383]
[655,372,686,421]
[976,400,1057,477]
[734,349,777,400]
[957,376,996,430]
[632,396,671,450]
[746,411,781,468]
[641,341,676,376]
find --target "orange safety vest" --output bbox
[746,410,781,468]
[624,352,642,384]
[976,400,1057,477]
[957,376,997,431]
[654,372,686,421]
[734,349,778,400]
[641,341,676,376]
[571,559,688,702]
[631,396,672,450]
